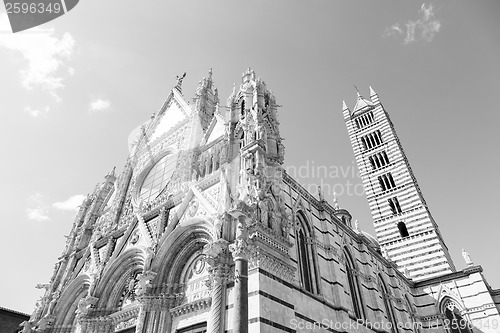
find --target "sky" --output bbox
[0,1,499,314]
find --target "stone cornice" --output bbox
[414,266,483,287]
[169,297,211,317]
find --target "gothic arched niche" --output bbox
[179,252,210,304]
[93,248,145,309]
[440,298,472,333]
[153,219,213,306]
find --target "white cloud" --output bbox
[0,14,76,102]
[383,3,441,44]
[26,193,50,221]
[24,106,50,117]
[53,194,86,211]
[89,98,111,113]
[26,208,51,221]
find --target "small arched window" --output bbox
[441,299,472,333]
[344,250,364,319]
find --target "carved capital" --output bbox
[229,238,254,261]
[203,239,230,266]
[75,295,99,320]
[135,270,157,297]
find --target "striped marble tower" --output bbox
[342,87,455,281]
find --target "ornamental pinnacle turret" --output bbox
[342,87,455,280]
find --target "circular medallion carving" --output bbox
[193,258,205,274]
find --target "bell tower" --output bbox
[342,87,455,280]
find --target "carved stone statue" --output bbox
[30,297,44,321]
[318,186,324,202]
[175,72,186,92]
[144,246,155,271]
[20,321,33,333]
[75,298,89,319]
[75,295,98,319]
[462,249,473,266]
[270,214,282,235]
[381,247,389,259]
[258,198,270,227]
[46,291,60,316]
[333,192,339,210]
[213,216,223,240]
[88,263,103,296]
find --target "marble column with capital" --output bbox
[204,239,231,333]
[228,214,253,333]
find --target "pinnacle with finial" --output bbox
[342,100,349,111]
[353,84,361,97]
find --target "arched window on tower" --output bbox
[378,276,399,333]
[379,176,387,191]
[441,299,472,333]
[344,249,364,320]
[295,212,319,294]
[397,222,409,238]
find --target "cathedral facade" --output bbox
[25,69,500,333]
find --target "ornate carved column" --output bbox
[134,271,156,333]
[204,239,231,333]
[228,209,253,333]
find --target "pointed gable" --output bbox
[201,112,226,146]
[352,92,375,116]
[149,89,192,142]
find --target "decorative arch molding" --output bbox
[435,284,465,310]
[53,274,91,327]
[153,218,213,284]
[94,248,145,309]
[439,297,467,316]
[294,208,313,235]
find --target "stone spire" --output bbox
[193,68,219,130]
